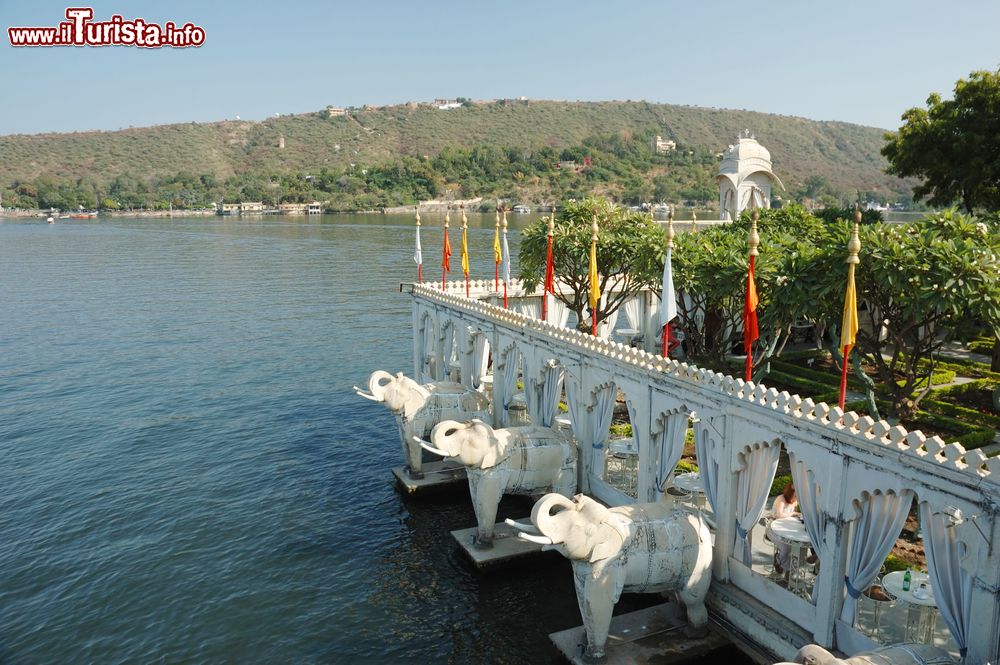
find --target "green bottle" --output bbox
[902,568,911,592]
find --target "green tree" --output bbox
[853,211,1000,417]
[882,69,1000,213]
[519,198,662,332]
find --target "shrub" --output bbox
[770,474,792,497]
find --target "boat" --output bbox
[511,204,530,214]
[69,212,98,219]
[47,217,54,223]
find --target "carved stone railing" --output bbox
[407,280,1000,664]
[411,282,998,484]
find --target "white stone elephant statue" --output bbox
[775,644,958,665]
[417,419,576,548]
[511,493,712,663]
[354,370,490,479]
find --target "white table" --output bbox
[882,570,938,644]
[766,517,813,596]
[615,328,641,345]
[671,472,706,509]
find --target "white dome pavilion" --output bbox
[716,130,784,221]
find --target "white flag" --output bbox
[413,225,422,265]
[501,230,511,285]
[659,246,678,326]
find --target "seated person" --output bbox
[771,484,800,574]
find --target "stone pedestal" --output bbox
[549,603,728,665]
[450,518,546,568]
[391,459,466,496]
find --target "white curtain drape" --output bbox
[564,373,587,443]
[549,300,571,329]
[471,334,490,389]
[597,308,620,339]
[733,442,782,565]
[422,319,436,382]
[653,412,688,500]
[919,502,973,659]
[538,362,564,428]
[588,383,617,482]
[623,297,643,332]
[500,348,520,426]
[516,299,541,320]
[442,325,456,380]
[840,490,914,624]
[693,419,718,513]
[789,455,826,560]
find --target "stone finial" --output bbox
[415,207,421,227]
[502,209,508,232]
[666,208,675,249]
[749,209,760,257]
[691,209,697,234]
[591,214,599,242]
[847,213,861,265]
[495,208,500,229]
[444,210,450,229]
[547,209,555,237]
[461,205,468,229]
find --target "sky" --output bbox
[1,0,998,135]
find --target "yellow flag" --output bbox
[461,227,469,276]
[493,225,502,264]
[840,264,859,350]
[588,238,600,310]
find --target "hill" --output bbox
[0,100,910,211]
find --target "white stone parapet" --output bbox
[407,279,1000,665]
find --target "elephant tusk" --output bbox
[504,518,540,534]
[353,388,380,402]
[413,436,451,457]
[518,533,553,545]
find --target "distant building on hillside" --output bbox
[654,135,676,153]
[278,203,308,215]
[240,201,265,214]
[435,99,462,110]
[716,130,783,221]
[306,202,323,214]
[326,106,347,117]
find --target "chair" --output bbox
[857,582,895,641]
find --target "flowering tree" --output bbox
[519,198,662,332]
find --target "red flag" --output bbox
[442,231,452,271]
[744,255,759,379]
[544,238,555,294]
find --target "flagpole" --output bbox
[745,209,760,381]
[543,210,555,323]
[502,209,509,309]
[461,205,470,298]
[839,210,862,409]
[442,210,450,288]
[662,209,674,357]
[590,215,599,336]
[415,207,423,283]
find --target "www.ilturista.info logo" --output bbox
[7,7,205,48]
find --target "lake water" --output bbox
[0,214,747,664]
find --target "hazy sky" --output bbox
[1,0,998,135]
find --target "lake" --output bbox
[0,214,748,664]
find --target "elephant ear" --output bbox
[470,420,500,468]
[589,523,624,563]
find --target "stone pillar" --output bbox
[811,452,849,648]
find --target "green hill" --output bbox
[0,100,910,211]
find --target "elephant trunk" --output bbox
[415,436,450,458]
[531,493,577,544]
[367,370,394,401]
